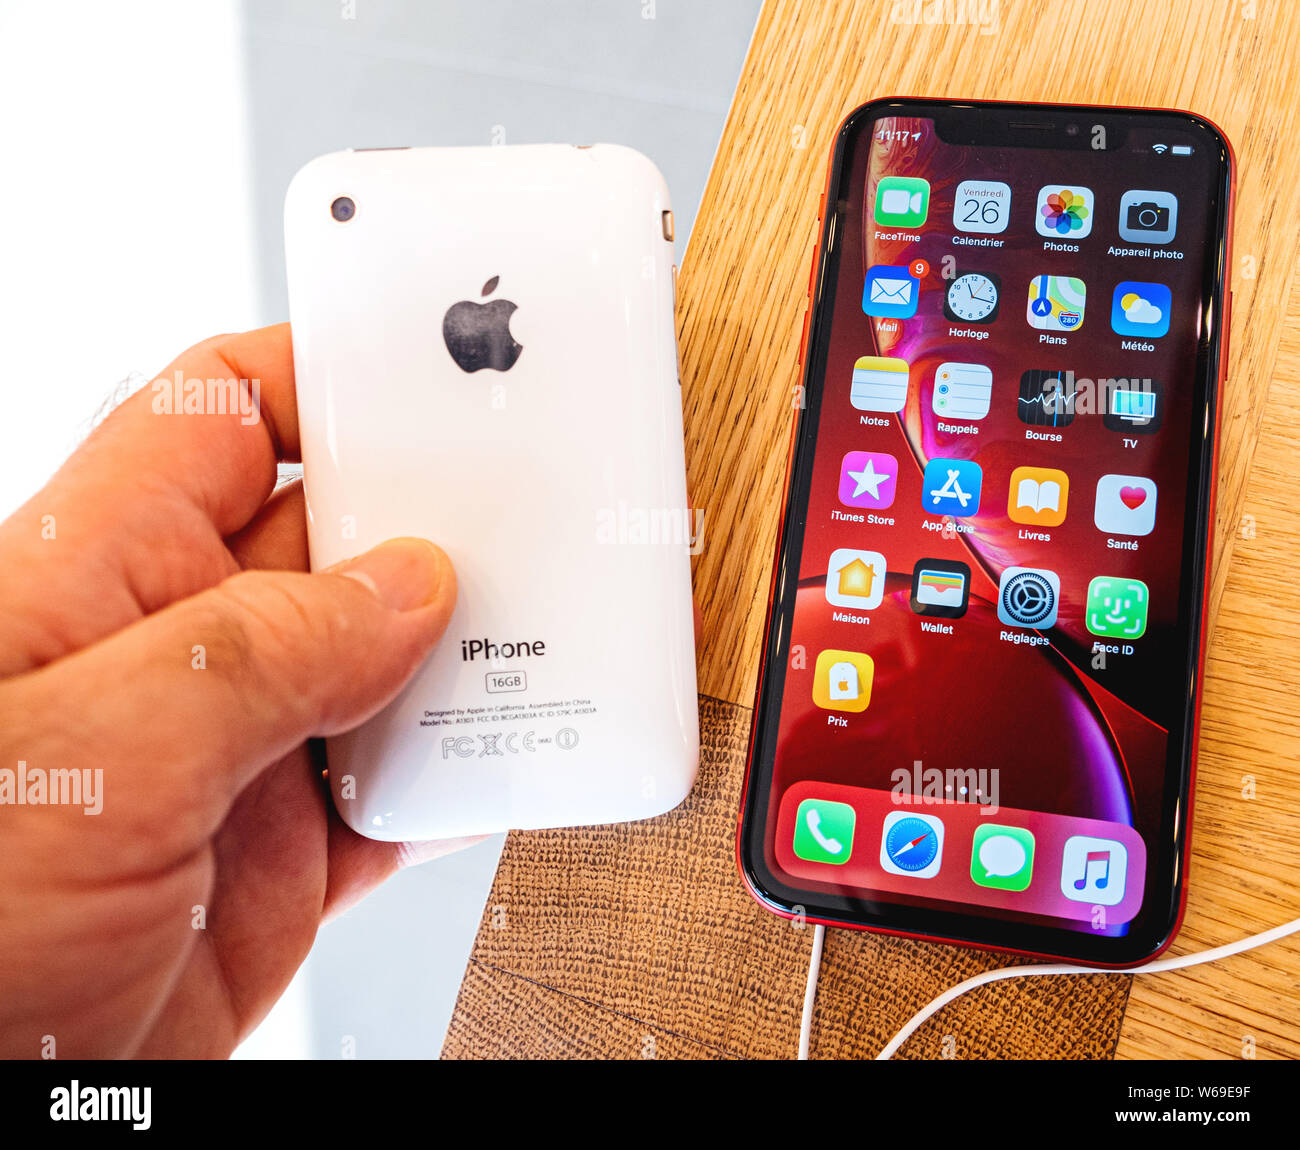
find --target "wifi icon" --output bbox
[1152,143,1169,154]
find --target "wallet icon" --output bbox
[863,265,920,319]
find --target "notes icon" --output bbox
[851,356,909,413]
[1060,835,1128,907]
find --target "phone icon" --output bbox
[812,649,875,712]
[793,798,856,865]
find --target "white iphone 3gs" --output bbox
[284,144,698,841]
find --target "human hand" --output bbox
[0,324,476,1059]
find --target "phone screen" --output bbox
[740,101,1231,963]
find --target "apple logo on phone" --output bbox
[442,276,522,372]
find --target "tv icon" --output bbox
[1103,379,1163,434]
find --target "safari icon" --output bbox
[970,824,1036,892]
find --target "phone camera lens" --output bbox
[330,196,356,222]
[1065,123,1079,136]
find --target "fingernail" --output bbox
[396,835,490,868]
[331,538,451,612]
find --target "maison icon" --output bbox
[836,557,877,599]
[825,549,887,610]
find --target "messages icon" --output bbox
[971,824,1036,892]
[863,265,920,319]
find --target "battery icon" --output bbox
[1171,144,1193,155]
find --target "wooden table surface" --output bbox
[448,0,1300,1059]
[679,0,1300,1059]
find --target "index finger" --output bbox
[0,324,301,674]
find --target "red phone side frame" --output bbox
[733,98,1236,972]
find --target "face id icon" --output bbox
[1085,576,1149,639]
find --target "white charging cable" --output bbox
[796,916,1300,1060]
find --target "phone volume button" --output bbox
[797,305,811,366]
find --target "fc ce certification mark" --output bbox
[440,727,581,759]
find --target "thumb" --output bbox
[10,538,456,841]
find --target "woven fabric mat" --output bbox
[442,695,1131,1059]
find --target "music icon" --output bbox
[1060,835,1128,907]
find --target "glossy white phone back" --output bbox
[284,144,698,841]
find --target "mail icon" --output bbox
[863,265,921,319]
